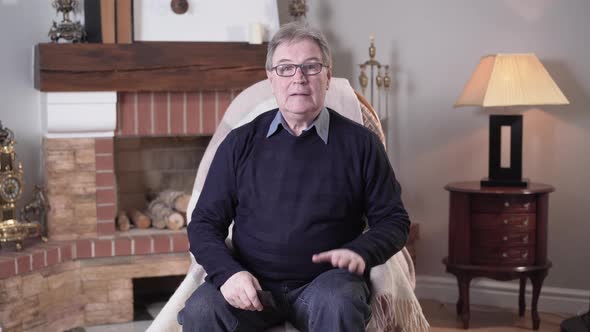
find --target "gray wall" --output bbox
[304,0,590,290]
[0,1,54,211]
[1,1,588,291]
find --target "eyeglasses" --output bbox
[270,63,328,77]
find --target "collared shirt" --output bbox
[266,107,330,144]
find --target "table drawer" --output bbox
[472,213,535,230]
[471,194,536,213]
[472,246,535,265]
[472,230,535,247]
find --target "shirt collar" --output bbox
[266,107,330,144]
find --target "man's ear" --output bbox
[326,68,332,90]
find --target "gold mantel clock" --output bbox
[0,122,41,250]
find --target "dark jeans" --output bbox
[178,269,371,332]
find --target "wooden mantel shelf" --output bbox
[34,42,268,92]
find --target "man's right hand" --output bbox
[220,271,263,311]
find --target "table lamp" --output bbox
[455,53,569,187]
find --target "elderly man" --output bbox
[178,22,410,332]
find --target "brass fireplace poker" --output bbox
[0,122,43,251]
[358,35,391,120]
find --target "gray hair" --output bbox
[265,22,332,71]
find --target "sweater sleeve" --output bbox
[343,131,410,270]
[187,131,246,288]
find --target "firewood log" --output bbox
[166,212,185,230]
[129,209,151,229]
[148,199,185,230]
[147,200,168,229]
[157,190,191,213]
[116,211,131,231]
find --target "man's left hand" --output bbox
[312,249,366,275]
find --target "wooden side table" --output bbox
[443,181,554,330]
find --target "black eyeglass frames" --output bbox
[270,63,328,77]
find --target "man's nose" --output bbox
[292,66,307,82]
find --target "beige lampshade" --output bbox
[455,53,569,107]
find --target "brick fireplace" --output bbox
[44,90,235,241]
[0,90,239,332]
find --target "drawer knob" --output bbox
[503,219,509,224]
[522,251,528,259]
[504,201,510,207]
[523,219,529,226]
[523,235,529,243]
[502,252,508,258]
[524,202,531,209]
[503,236,509,241]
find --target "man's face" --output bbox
[267,39,331,118]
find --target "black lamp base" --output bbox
[483,114,527,188]
[481,177,529,188]
[560,312,589,332]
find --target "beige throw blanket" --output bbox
[147,78,429,332]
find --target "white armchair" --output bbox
[147,78,428,332]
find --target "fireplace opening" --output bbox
[114,136,210,231]
[133,275,185,320]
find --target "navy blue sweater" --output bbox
[188,109,410,289]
